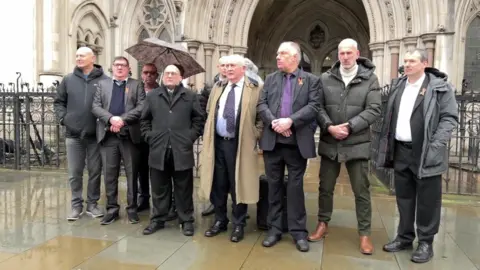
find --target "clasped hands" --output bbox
[328,123,350,140]
[109,116,124,133]
[271,118,293,137]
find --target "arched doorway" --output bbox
[463,16,480,91]
[246,0,370,76]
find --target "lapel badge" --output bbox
[125,87,129,94]
[298,77,303,86]
[420,87,426,96]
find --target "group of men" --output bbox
[54,36,458,263]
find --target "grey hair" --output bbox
[338,38,358,50]
[278,42,301,63]
[406,48,428,62]
[223,54,246,66]
[244,58,259,74]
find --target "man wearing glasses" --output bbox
[92,56,146,225]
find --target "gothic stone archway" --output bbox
[246,0,370,77]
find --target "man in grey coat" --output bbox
[54,47,107,221]
[379,48,458,263]
[309,39,381,255]
[92,56,145,225]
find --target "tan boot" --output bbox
[359,236,374,255]
[307,222,328,242]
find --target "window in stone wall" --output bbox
[464,16,480,91]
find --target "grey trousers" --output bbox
[101,135,139,215]
[66,137,102,209]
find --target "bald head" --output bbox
[162,65,183,88]
[75,47,96,73]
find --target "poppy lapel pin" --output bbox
[298,77,303,86]
[420,87,426,96]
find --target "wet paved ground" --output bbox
[0,158,479,270]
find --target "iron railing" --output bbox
[369,80,480,196]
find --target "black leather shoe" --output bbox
[230,226,244,242]
[411,242,433,263]
[182,222,194,236]
[128,212,140,224]
[166,208,178,221]
[137,201,150,212]
[383,239,413,252]
[204,221,228,237]
[143,221,165,235]
[262,234,281,247]
[295,239,310,252]
[201,204,215,217]
[100,213,119,225]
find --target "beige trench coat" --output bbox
[199,76,263,204]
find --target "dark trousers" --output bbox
[211,136,248,226]
[394,142,442,244]
[138,142,150,202]
[318,157,372,235]
[263,143,308,240]
[100,135,139,215]
[150,148,194,224]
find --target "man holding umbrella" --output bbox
[140,64,205,236]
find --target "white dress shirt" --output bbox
[395,73,426,142]
[216,77,244,137]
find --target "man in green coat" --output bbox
[309,39,381,255]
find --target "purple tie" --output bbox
[223,84,236,133]
[280,74,293,117]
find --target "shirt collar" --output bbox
[282,68,300,78]
[113,77,128,86]
[227,77,245,88]
[406,73,426,87]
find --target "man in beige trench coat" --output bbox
[199,55,263,243]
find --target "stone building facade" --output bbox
[2,0,479,91]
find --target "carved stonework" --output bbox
[224,0,238,41]
[208,0,220,41]
[384,0,396,37]
[403,0,412,34]
[308,25,325,49]
[142,0,168,28]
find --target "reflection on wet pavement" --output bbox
[0,158,479,270]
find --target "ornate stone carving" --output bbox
[308,25,325,49]
[109,15,118,28]
[142,0,167,27]
[384,0,396,37]
[403,0,412,34]
[208,0,220,41]
[470,0,480,12]
[224,0,238,41]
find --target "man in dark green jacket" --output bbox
[309,39,381,255]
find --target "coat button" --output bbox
[169,110,172,113]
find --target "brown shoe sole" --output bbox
[307,233,328,242]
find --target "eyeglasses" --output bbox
[113,63,128,68]
[142,71,157,75]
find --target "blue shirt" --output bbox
[216,78,244,138]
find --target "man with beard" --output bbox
[309,39,381,255]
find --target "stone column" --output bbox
[218,45,231,57]
[421,33,437,67]
[387,39,401,80]
[369,42,385,85]
[39,0,63,86]
[435,32,455,84]
[403,36,419,51]
[233,46,248,57]
[203,42,216,85]
[187,40,200,87]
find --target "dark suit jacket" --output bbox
[389,77,429,172]
[92,78,146,144]
[140,85,205,171]
[257,69,322,159]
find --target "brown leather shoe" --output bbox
[307,222,328,242]
[359,236,374,255]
